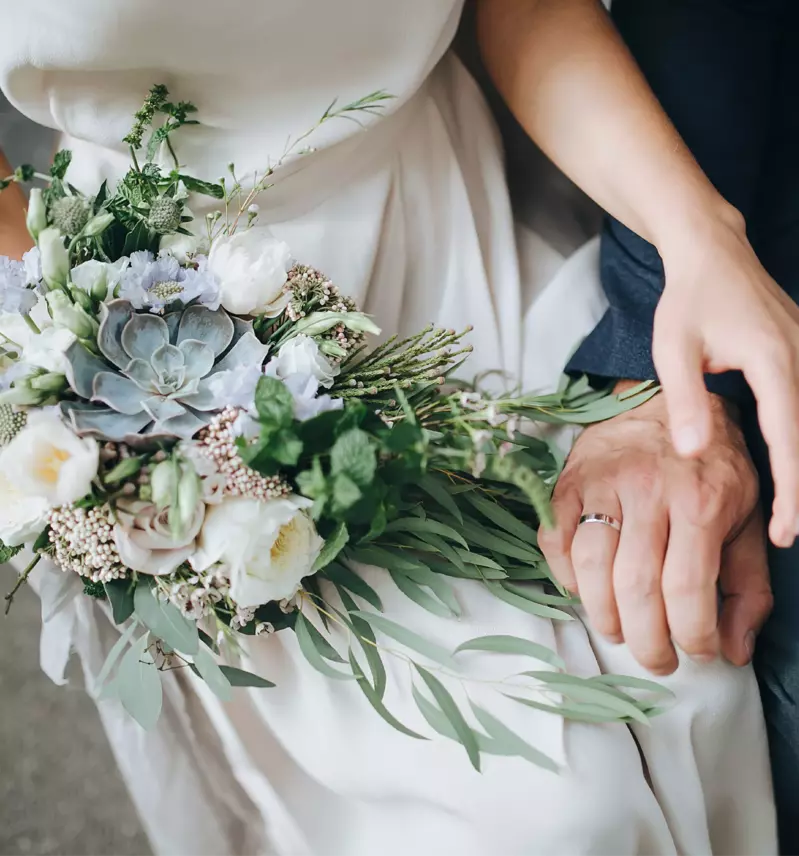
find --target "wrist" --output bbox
[654,196,747,268]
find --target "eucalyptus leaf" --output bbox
[116,634,163,730]
[352,611,455,667]
[194,647,233,702]
[322,563,383,611]
[384,517,467,549]
[414,665,480,771]
[505,694,634,724]
[418,475,463,525]
[104,579,136,625]
[335,588,386,699]
[218,666,276,689]
[593,674,674,697]
[133,583,199,655]
[454,634,566,670]
[390,571,455,618]
[463,492,539,546]
[295,613,353,680]
[93,619,139,694]
[471,702,559,772]
[348,649,426,739]
[483,580,573,621]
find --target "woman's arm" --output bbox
[478,0,799,547]
[0,149,33,259]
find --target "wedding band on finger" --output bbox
[579,513,622,532]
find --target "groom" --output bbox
[538,0,799,849]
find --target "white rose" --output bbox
[191,495,323,607]
[1,413,99,505]
[114,498,205,576]
[0,469,50,546]
[265,334,339,388]
[208,226,293,317]
[38,227,70,290]
[21,326,76,374]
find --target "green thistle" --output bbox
[50,196,90,236]
[147,196,182,233]
[0,404,26,446]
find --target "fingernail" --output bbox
[745,631,756,659]
[674,425,701,456]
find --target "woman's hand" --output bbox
[655,207,799,547]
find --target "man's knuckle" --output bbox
[615,567,659,600]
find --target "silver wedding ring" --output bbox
[579,513,622,532]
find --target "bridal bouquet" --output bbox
[0,86,665,771]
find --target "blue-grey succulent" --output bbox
[61,299,269,443]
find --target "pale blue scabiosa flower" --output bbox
[118,251,220,313]
[0,256,37,315]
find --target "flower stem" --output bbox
[4,554,42,615]
[23,314,41,335]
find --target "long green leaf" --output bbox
[505,694,635,724]
[501,581,576,608]
[399,565,461,617]
[384,517,468,549]
[322,563,383,611]
[302,613,347,663]
[336,588,386,699]
[414,665,480,771]
[351,611,454,667]
[194,647,233,702]
[219,666,276,688]
[471,702,559,772]
[593,674,673,697]
[483,580,573,621]
[454,634,566,670]
[93,619,139,694]
[295,613,353,680]
[117,634,163,730]
[419,474,463,524]
[347,649,427,739]
[133,583,199,655]
[104,579,136,625]
[463,492,539,546]
[390,571,454,618]
[459,523,541,564]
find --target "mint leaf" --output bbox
[330,428,376,488]
[254,376,294,428]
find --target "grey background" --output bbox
[0,12,599,855]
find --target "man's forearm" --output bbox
[476,0,737,256]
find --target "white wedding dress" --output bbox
[0,0,777,853]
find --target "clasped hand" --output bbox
[539,388,773,674]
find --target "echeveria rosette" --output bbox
[61,299,269,443]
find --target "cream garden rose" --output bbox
[208,226,292,317]
[0,468,50,546]
[190,495,323,607]
[1,413,99,506]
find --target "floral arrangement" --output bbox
[0,86,665,771]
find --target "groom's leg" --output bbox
[746,7,799,852]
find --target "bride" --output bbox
[0,0,784,852]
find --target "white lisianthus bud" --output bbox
[45,290,99,340]
[81,212,114,238]
[26,189,47,241]
[150,459,180,511]
[176,465,202,536]
[38,228,70,289]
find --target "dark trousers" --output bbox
[566,1,799,850]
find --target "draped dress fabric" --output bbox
[0,1,777,852]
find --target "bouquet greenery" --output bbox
[0,86,664,771]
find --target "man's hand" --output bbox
[539,387,773,675]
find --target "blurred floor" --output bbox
[0,97,152,856]
[0,575,151,856]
